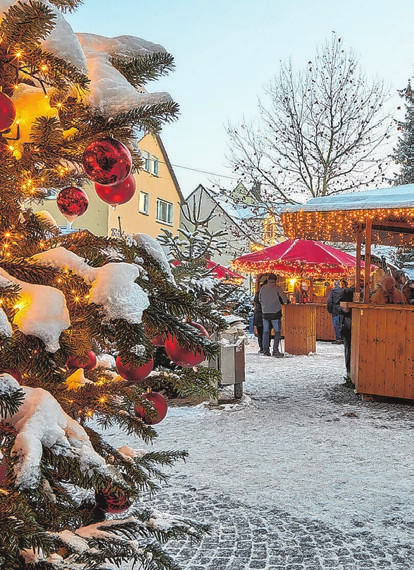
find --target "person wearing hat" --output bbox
[295,281,312,304]
[258,273,288,357]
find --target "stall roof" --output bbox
[281,184,414,246]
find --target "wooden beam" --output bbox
[363,220,372,303]
[356,224,362,295]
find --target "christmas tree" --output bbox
[159,204,252,322]
[391,80,414,272]
[0,1,225,569]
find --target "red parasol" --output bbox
[172,259,245,281]
[232,239,374,278]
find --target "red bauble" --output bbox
[95,173,136,206]
[164,322,208,367]
[57,186,89,223]
[116,355,154,383]
[0,92,16,132]
[95,488,131,513]
[66,350,97,371]
[83,137,132,185]
[0,453,6,484]
[0,368,22,383]
[150,334,166,347]
[134,391,168,425]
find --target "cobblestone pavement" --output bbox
[119,340,413,570]
[148,485,413,570]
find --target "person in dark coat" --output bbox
[340,286,354,381]
[327,280,345,343]
[253,280,267,353]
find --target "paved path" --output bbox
[118,340,413,569]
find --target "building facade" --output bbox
[31,133,183,240]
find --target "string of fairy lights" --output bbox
[281,207,414,246]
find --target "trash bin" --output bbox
[208,316,247,399]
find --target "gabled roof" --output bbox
[138,133,185,204]
[185,184,267,243]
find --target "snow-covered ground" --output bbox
[104,337,413,545]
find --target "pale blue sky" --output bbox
[67,0,414,195]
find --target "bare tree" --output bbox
[227,33,392,205]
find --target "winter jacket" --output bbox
[370,287,407,305]
[327,286,345,316]
[259,281,287,317]
[253,291,263,326]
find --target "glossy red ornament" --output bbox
[95,488,131,513]
[0,453,6,484]
[95,172,136,206]
[83,137,132,185]
[164,322,208,367]
[0,367,22,383]
[134,391,168,425]
[0,92,16,132]
[66,350,97,371]
[57,186,89,223]
[116,356,153,383]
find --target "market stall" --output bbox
[281,183,414,400]
[232,239,371,353]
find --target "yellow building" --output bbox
[31,133,183,240]
[108,133,184,239]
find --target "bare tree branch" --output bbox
[226,33,392,206]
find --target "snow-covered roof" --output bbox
[281,184,414,247]
[283,184,414,213]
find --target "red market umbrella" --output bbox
[231,239,374,278]
[172,259,245,281]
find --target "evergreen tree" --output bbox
[391,80,414,270]
[0,2,224,569]
[392,80,414,185]
[159,205,252,322]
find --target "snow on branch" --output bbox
[0,267,70,353]
[5,382,117,489]
[32,247,150,325]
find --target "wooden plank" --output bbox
[284,304,316,355]
[403,308,414,399]
[315,304,336,341]
[350,308,360,386]
[351,305,414,400]
[393,309,406,399]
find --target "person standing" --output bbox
[370,274,407,304]
[259,273,288,357]
[253,280,267,353]
[327,280,345,344]
[295,282,312,303]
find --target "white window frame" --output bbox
[139,191,149,215]
[156,198,173,225]
[142,150,150,172]
[152,155,159,176]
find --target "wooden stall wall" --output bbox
[314,304,336,341]
[350,305,414,400]
[283,304,316,355]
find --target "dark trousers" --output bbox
[256,325,264,350]
[342,316,352,374]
